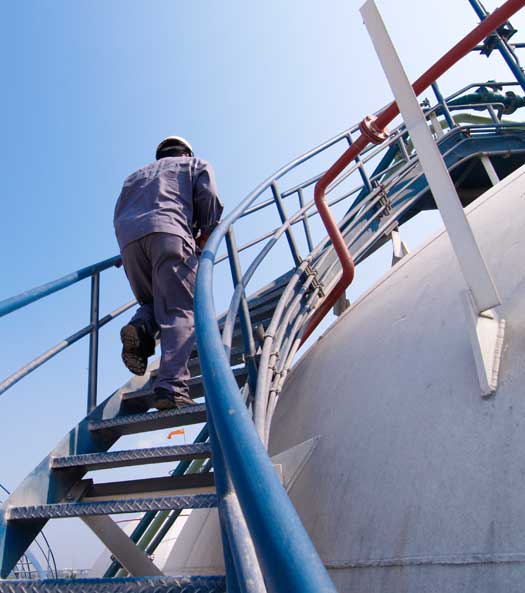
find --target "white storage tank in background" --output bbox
[268,164,525,592]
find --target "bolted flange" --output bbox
[359,114,390,144]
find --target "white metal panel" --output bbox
[267,164,525,592]
[360,0,501,314]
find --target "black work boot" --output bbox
[153,387,194,411]
[120,322,156,376]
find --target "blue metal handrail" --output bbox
[0,300,135,398]
[0,255,121,318]
[0,255,124,413]
[194,124,383,591]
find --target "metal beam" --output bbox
[81,515,163,577]
[361,0,501,314]
[361,0,506,396]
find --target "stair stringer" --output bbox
[0,373,152,578]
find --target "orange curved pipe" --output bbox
[301,0,525,345]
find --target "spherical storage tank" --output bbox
[267,164,525,592]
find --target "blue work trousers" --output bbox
[121,233,198,395]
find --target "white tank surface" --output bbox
[268,164,525,592]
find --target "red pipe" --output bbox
[301,0,525,345]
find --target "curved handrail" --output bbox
[0,254,123,410]
[0,255,121,318]
[0,300,135,396]
[196,251,336,592]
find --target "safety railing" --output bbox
[194,1,525,591]
[0,255,135,413]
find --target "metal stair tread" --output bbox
[122,368,248,406]
[88,404,207,436]
[0,575,226,593]
[51,443,212,471]
[7,493,217,520]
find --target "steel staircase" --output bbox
[0,275,290,591]
[2,5,525,588]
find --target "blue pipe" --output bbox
[0,255,120,318]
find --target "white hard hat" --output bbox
[156,136,194,159]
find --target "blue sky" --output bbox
[1,0,525,572]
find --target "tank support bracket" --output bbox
[462,290,506,397]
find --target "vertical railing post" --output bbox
[432,82,456,130]
[225,229,259,395]
[207,416,266,593]
[487,104,500,123]
[87,272,100,414]
[298,189,314,253]
[270,182,302,268]
[397,133,410,162]
[346,133,374,192]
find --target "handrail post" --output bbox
[225,228,259,395]
[270,182,302,268]
[298,189,314,253]
[87,272,100,414]
[432,82,456,129]
[208,416,265,593]
[346,133,373,192]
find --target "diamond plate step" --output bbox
[88,404,206,436]
[0,576,226,593]
[7,493,217,520]
[51,443,212,471]
[121,368,248,407]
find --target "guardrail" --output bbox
[0,255,131,413]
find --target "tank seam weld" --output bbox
[325,552,525,569]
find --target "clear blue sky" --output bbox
[1,0,524,571]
